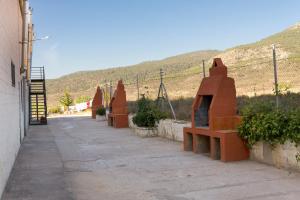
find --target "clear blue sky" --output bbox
[30,0,300,79]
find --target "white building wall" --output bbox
[23,0,31,136]
[0,0,24,196]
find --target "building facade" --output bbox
[0,0,33,196]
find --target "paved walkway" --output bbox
[2,116,300,200]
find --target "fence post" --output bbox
[101,88,105,107]
[136,74,140,100]
[109,80,112,101]
[156,68,176,120]
[105,80,108,109]
[272,44,279,108]
[202,60,206,78]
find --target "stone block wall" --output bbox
[157,119,190,142]
[251,141,300,171]
[130,114,300,170]
[129,115,190,141]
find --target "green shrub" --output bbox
[75,95,91,104]
[59,91,73,109]
[96,107,106,116]
[127,101,138,114]
[48,106,62,114]
[133,97,167,127]
[238,101,300,149]
[237,93,300,114]
[296,152,300,163]
[239,99,275,116]
[286,109,300,145]
[129,97,193,121]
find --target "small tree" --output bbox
[103,90,110,108]
[59,91,73,111]
[75,95,91,104]
[133,96,167,127]
[96,107,106,116]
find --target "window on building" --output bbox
[11,61,16,87]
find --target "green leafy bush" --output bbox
[286,110,300,145]
[75,95,91,104]
[59,91,74,109]
[238,100,300,148]
[133,97,167,127]
[96,107,106,116]
[296,152,300,162]
[239,100,275,117]
[48,106,63,114]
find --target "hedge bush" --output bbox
[133,97,167,128]
[96,107,106,116]
[48,106,63,114]
[238,100,300,148]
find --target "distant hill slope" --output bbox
[46,50,220,106]
[47,23,300,107]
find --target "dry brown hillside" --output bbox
[47,23,300,108]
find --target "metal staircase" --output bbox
[29,67,47,125]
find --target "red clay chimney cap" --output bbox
[209,58,227,77]
[213,58,224,67]
[117,79,125,90]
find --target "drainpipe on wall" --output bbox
[21,0,27,76]
[20,0,28,142]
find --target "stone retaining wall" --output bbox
[157,119,190,141]
[129,115,190,141]
[128,115,156,137]
[129,115,300,170]
[251,141,300,170]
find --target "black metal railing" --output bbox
[29,67,47,125]
[31,67,45,80]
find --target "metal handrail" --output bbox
[31,67,45,80]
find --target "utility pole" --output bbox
[202,60,206,78]
[101,88,105,107]
[272,44,279,108]
[156,68,176,120]
[109,80,112,101]
[136,74,140,100]
[105,80,108,109]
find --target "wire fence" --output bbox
[100,47,300,120]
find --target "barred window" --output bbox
[11,61,15,87]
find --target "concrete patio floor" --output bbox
[2,116,300,200]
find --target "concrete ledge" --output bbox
[251,141,300,171]
[95,115,106,122]
[133,127,158,138]
[129,115,190,141]
[129,115,300,169]
[128,115,158,137]
[157,119,190,142]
